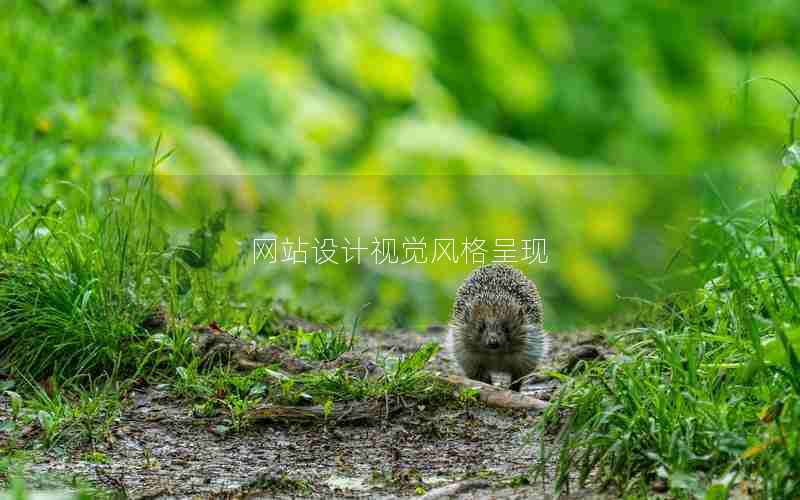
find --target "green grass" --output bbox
[0,2,167,382]
[291,303,367,362]
[0,172,450,491]
[172,340,448,430]
[538,179,800,498]
[298,342,447,402]
[0,169,168,380]
[8,2,800,498]
[0,380,125,498]
[8,380,123,451]
[0,159,447,431]
[1,474,117,500]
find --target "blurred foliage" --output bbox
[3,0,800,328]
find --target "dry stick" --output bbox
[247,399,398,423]
[191,323,548,415]
[435,374,550,410]
[245,375,548,424]
[419,480,491,499]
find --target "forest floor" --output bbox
[13,327,609,499]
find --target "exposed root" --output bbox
[191,322,385,378]
[192,322,312,373]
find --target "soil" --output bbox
[13,327,610,499]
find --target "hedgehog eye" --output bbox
[477,320,486,333]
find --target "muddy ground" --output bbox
[15,327,608,499]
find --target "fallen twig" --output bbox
[435,374,549,410]
[419,479,491,499]
[247,399,399,423]
[190,322,548,413]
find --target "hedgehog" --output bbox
[447,264,548,392]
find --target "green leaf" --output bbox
[176,210,226,268]
[705,484,728,500]
[782,143,800,169]
[762,326,800,368]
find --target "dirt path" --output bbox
[20,328,605,499]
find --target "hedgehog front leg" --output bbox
[509,358,536,392]
[468,367,492,385]
[461,355,493,385]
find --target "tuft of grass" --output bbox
[538,84,800,499]
[293,303,368,362]
[539,192,800,498]
[0,165,171,381]
[293,328,353,362]
[10,379,124,451]
[299,342,447,402]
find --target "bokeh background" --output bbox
[4,0,800,329]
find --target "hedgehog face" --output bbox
[464,301,527,352]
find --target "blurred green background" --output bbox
[3,0,800,329]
